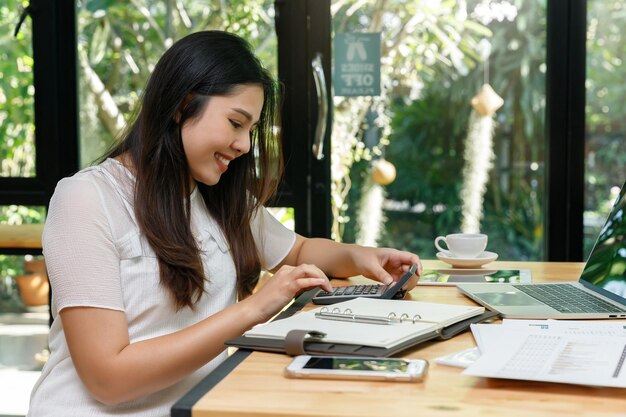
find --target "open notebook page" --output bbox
[244,298,484,349]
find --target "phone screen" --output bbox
[303,357,410,373]
[419,269,526,285]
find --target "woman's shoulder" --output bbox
[46,159,138,237]
[53,158,134,200]
[46,160,135,224]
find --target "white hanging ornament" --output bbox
[460,83,503,234]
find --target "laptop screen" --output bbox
[579,181,626,302]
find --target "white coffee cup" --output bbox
[434,233,488,258]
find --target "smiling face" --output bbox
[181,84,264,186]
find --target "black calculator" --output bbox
[312,264,417,305]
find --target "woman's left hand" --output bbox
[353,247,422,291]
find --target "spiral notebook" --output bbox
[227,298,497,357]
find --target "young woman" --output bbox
[27,31,421,417]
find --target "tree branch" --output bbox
[129,0,167,45]
[78,49,126,137]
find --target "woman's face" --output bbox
[181,84,264,186]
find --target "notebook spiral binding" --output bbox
[315,307,423,325]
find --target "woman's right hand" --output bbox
[246,264,332,323]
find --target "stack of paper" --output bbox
[463,319,626,388]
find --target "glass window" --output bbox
[0,204,45,226]
[0,0,36,178]
[75,1,297,229]
[76,0,278,167]
[0,205,46,315]
[584,0,626,258]
[331,0,547,261]
[0,0,47,318]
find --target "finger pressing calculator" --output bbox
[312,264,417,305]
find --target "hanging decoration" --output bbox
[460,42,503,233]
[371,158,397,185]
[356,174,386,247]
[359,158,395,246]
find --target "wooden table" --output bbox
[172,261,626,417]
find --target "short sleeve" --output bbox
[250,207,296,270]
[43,176,125,314]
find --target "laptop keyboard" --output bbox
[513,283,623,313]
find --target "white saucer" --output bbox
[435,251,498,268]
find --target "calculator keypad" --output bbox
[315,284,384,298]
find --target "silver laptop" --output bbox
[457,181,626,319]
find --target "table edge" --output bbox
[170,288,317,417]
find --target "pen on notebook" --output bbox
[314,310,436,325]
[314,310,399,325]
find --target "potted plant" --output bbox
[14,258,49,307]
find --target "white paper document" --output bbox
[433,347,480,368]
[499,318,626,336]
[465,320,626,387]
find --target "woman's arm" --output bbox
[276,234,422,288]
[61,263,331,406]
[48,180,333,405]
[61,302,257,405]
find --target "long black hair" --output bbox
[105,31,282,309]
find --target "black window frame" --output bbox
[545,0,586,261]
[0,0,79,239]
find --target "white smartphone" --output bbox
[284,355,428,382]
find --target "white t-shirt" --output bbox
[27,158,295,417]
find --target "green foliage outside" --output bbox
[329,0,493,241]
[340,0,547,261]
[341,0,625,261]
[77,0,277,165]
[1,1,46,311]
[584,0,626,256]
[1,0,34,178]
